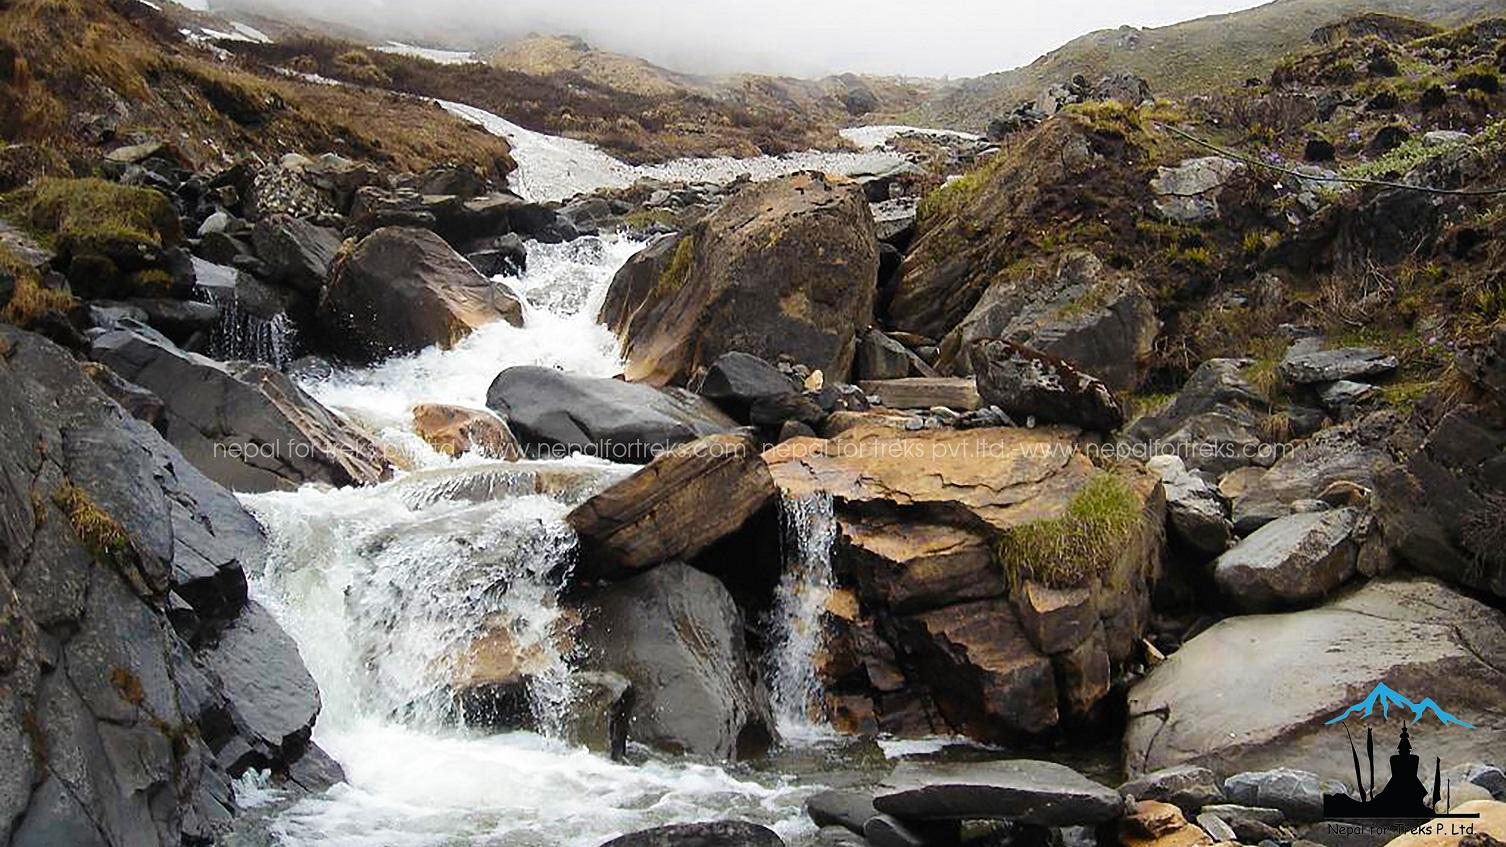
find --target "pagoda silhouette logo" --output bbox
[1322,682,1480,822]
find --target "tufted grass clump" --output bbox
[9,177,180,257]
[996,474,1141,590]
[0,244,73,327]
[654,234,696,297]
[52,482,131,565]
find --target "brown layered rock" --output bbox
[567,432,777,581]
[411,403,521,460]
[319,227,524,363]
[765,424,1164,742]
[859,377,981,411]
[600,172,879,386]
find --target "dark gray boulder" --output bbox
[251,214,342,292]
[1119,764,1225,816]
[318,227,524,363]
[856,329,913,381]
[1213,509,1359,611]
[91,328,389,493]
[969,339,1124,432]
[1147,455,1232,557]
[874,760,1125,826]
[1223,769,1343,823]
[599,821,784,847]
[576,563,776,761]
[1232,414,1396,533]
[487,366,735,464]
[806,789,879,834]
[1124,358,1272,478]
[863,814,961,847]
[0,265,13,312]
[0,326,326,846]
[695,352,801,425]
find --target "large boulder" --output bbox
[969,339,1124,432]
[694,352,803,425]
[874,759,1125,825]
[250,214,341,292]
[600,172,879,386]
[1147,456,1232,557]
[1124,359,1273,478]
[1151,157,1245,224]
[764,425,1164,741]
[0,326,325,845]
[318,227,524,363]
[1212,508,1359,611]
[1278,347,1397,386]
[938,252,1159,391]
[90,329,389,493]
[485,366,735,464]
[576,563,776,761]
[1124,578,1506,784]
[567,432,777,581]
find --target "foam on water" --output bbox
[242,233,823,845]
[301,236,634,443]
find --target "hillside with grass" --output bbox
[0,0,515,179]
[911,0,1503,132]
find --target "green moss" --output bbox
[1164,244,1214,268]
[8,177,180,256]
[623,208,677,230]
[995,474,1142,590]
[1342,133,1458,182]
[1381,381,1433,412]
[917,170,985,225]
[654,234,695,297]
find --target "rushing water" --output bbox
[766,494,839,741]
[194,258,297,369]
[239,234,830,846]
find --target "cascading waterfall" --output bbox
[193,258,297,369]
[765,493,839,739]
[238,235,814,847]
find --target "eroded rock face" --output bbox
[576,563,776,761]
[939,252,1159,391]
[485,366,735,464]
[1124,579,1506,784]
[601,172,879,386]
[0,326,326,845]
[764,425,1164,741]
[567,432,777,581]
[91,328,389,493]
[318,227,524,363]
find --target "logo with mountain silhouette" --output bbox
[1325,682,1475,729]
[1320,682,1479,824]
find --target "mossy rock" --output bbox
[996,474,1144,590]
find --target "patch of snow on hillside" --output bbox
[377,42,479,65]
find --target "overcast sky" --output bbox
[221,0,1273,78]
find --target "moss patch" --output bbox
[654,234,696,297]
[0,244,73,327]
[10,177,180,256]
[996,474,1142,590]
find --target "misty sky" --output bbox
[225,0,1273,78]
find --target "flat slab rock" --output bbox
[874,759,1125,826]
[1278,347,1396,385]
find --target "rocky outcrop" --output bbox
[567,432,777,581]
[1212,508,1359,611]
[90,329,389,493]
[600,172,879,386]
[1231,413,1396,533]
[1124,578,1506,784]
[576,563,776,761]
[1151,157,1245,224]
[1124,358,1274,478]
[1147,456,1232,557]
[1278,346,1397,385]
[969,339,1124,431]
[485,366,735,463]
[411,403,521,460]
[765,425,1164,741]
[0,326,326,845]
[938,251,1159,392]
[318,227,524,363]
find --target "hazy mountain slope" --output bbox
[912,0,1503,132]
[0,0,515,177]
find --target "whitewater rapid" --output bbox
[238,235,832,846]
